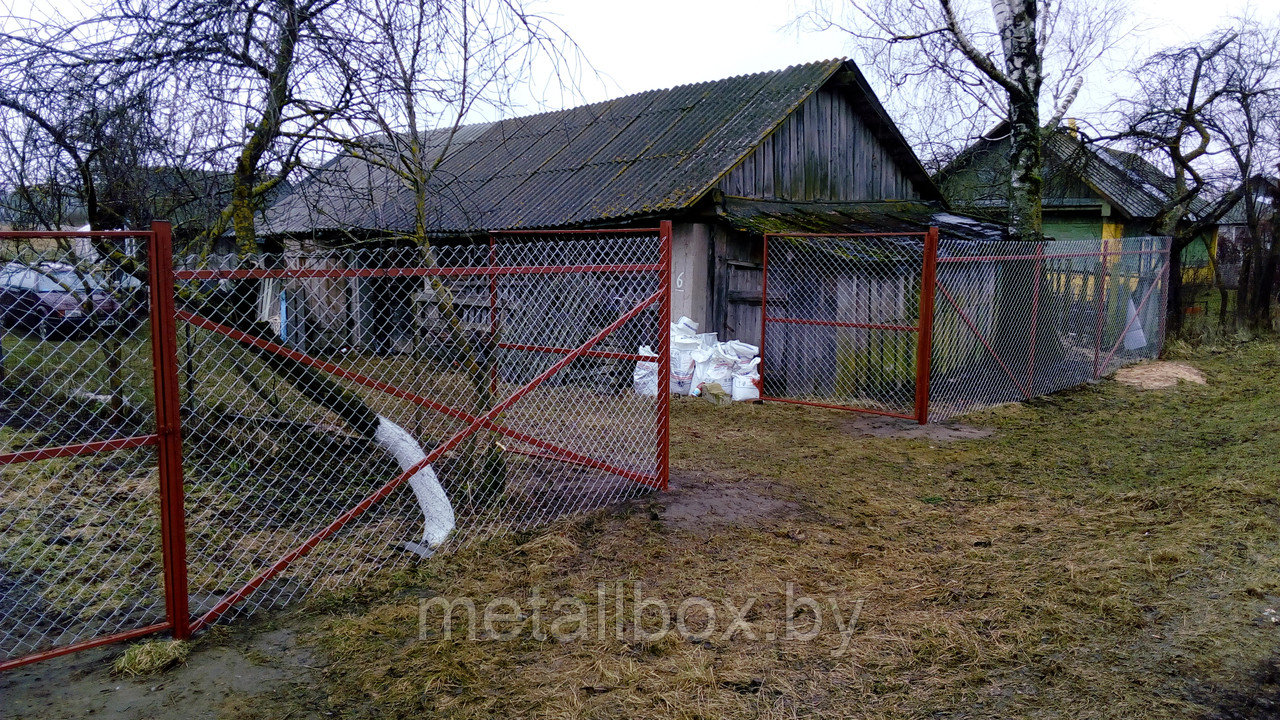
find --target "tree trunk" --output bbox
[1165,243,1184,334]
[1006,93,1043,245]
[1255,250,1277,328]
[988,0,1044,245]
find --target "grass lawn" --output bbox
[6,338,1280,719]
[257,337,1279,719]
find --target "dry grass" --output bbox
[264,337,1280,719]
[111,638,191,677]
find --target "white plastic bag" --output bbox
[668,317,701,395]
[670,336,699,394]
[731,357,762,401]
[672,316,699,336]
[1123,298,1148,350]
[690,343,740,394]
[632,345,659,397]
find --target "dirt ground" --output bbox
[0,624,326,720]
[1114,360,1208,389]
[4,342,1280,719]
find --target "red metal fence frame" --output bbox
[759,227,939,425]
[0,222,190,672]
[2,221,672,670]
[933,241,1171,400]
[176,223,672,632]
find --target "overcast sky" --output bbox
[540,0,1268,121]
[8,0,1274,130]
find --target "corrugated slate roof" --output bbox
[941,124,1210,222]
[1048,135,1214,220]
[264,59,861,236]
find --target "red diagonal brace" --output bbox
[936,282,1033,399]
[191,287,664,631]
[175,310,661,489]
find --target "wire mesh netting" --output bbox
[760,233,1171,422]
[173,231,668,626]
[761,234,926,418]
[0,234,163,663]
[928,236,1170,421]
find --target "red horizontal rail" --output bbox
[760,395,917,420]
[764,316,918,332]
[763,232,927,238]
[192,287,664,632]
[0,230,155,239]
[502,445,662,488]
[0,622,171,672]
[938,248,1168,263]
[175,310,658,487]
[173,263,661,280]
[496,341,653,362]
[490,228,661,235]
[0,434,158,465]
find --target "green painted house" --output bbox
[937,124,1216,282]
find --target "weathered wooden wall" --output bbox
[716,88,922,203]
[708,225,765,345]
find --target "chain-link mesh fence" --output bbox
[761,233,928,419]
[929,236,1170,420]
[760,232,1171,423]
[173,229,669,629]
[0,231,166,665]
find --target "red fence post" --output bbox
[656,221,672,490]
[759,234,770,399]
[913,227,939,425]
[148,221,191,640]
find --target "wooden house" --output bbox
[261,58,1002,353]
[1215,176,1277,289]
[938,123,1215,282]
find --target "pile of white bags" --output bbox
[631,317,761,401]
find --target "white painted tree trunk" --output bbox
[374,415,455,557]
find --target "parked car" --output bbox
[0,261,133,339]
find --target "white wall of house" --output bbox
[670,222,710,328]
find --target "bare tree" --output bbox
[1212,24,1280,328]
[1113,21,1280,330]
[300,0,582,507]
[0,37,165,232]
[804,0,1127,243]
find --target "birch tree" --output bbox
[805,0,1126,243]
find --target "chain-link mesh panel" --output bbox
[174,231,666,627]
[761,234,926,418]
[0,235,163,664]
[928,236,1170,420]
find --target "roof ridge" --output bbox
[445,58,849,131]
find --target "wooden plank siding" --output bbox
[717,88,921,203]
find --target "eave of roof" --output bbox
[717,196,1005,243]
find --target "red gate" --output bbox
[0,222,189,670]
[1,222,671,668]
[759,228,938,424]
[172,224,672,631]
